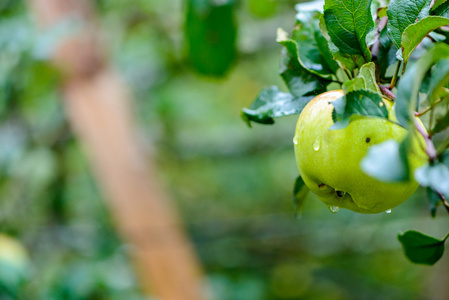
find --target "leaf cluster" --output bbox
[244,0,449,265]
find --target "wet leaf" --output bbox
[292,11,339,78]
[241,86,313,126]
[277,34,331,97]
[330,90,387,129]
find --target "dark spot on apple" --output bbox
[318,183,326,188]
[366,137,371,143]
[336,190,345,197]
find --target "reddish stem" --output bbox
[414,118,438,161]
[378,84,396,100]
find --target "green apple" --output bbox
[293,90,427,213]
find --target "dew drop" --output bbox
[379,101,384,107]
[328,205,340,213]
[313,138,320,151]
[293,137,298,145]
[385,209,392,214]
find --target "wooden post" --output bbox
[26,1,207,299]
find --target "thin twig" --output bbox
[415,95,449,117]
[429,104,435,136]
[402,61,408,75]
[434,189,449,215]
[389,61,401,89]
[430,0,437,10]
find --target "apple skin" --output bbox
[293,90,427,213]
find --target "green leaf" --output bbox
[441,149,449,165]
[398,230,445,265]
[278,38,330,97]
[395,43,449,129]
[292,175,310,216]
[319,15,365,70]
[291,12,339,78]
[313,23,341,75]
[342,77,366,93]
[330,90,388,129]
[323,0,373,62]
[431,108,449,134]
[376,24,397,80]
[432,0,448,11]
[358,62,381,93]
[241,86,313,126]
[427,58,449,104]
[342,63,380,93]
[432,0,449,17]
[361,139,411,181]
[401,16,449,65]
[377,6,388,18]
[415,162,449,199]
[185,0,237,76]
[387,0,432,49]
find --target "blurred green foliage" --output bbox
[185,0,237,76]
[0,0,447,299]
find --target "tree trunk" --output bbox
[26,1,207,299]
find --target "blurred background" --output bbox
[0,0,448,299]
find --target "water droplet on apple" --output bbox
[328,205,339,213]
[379,101,384,107]
[313,138,320,151]
[293,137,298,145]
[385,209,392,214]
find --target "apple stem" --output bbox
[378,84,396,100]
[414,118,438,162]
